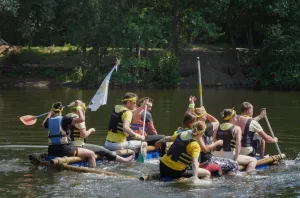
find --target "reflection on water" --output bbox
[0,88,300,197]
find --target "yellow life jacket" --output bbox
[106,105,129,143]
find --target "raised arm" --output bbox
[42,110,52,128]
[71,108,85,124]
[253,108,266,122]
[185,96,197,115]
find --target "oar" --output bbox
[19,103,75,126]
[265,115,282,155]
[19,112,50,126]
[137,104,147,163]
[197,57,203,106]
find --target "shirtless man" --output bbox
[236,102,278,158]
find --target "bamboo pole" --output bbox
[60,163,137,179]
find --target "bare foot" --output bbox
[263,154,270,159]
[125,153,135,163]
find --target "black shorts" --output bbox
[159,160,187,179]
[83,143,117,161]
[48,144,78,157]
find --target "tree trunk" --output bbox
[170,0,181,56]
[247,25,254,53]
[135,43,140,58]
[228,24,241,73]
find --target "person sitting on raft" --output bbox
[130,97,165,148]
[42,102,97,167]
[236,102,278,158]
[66,100,134,163]
[155,121,211,183]
[185,96,239,174]
[213,108,257,173]
[104,92,148,161]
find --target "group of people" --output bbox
[42,92,278,183]
[42,92,163,167]
[155,96,278,183]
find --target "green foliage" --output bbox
[151,51,181,87]
[2,0,300,89]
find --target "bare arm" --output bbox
[206,114,219,125]
[199,136,223,152]
[253,108,266,122]
[185,96,196,115]
[146,121,158,135]
[191,157,199,178]
[234,126,242,161]
[79,128,95,138]
[123,120,144,141]
[71,109,85,124]
[155,136,173,149]
[42,111,52,127]
[257,130,278,143]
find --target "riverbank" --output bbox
[1,45,250,89]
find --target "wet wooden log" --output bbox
[60,163,137,179]
[239,153,286,171]
[50,155,101,165]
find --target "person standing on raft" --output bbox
[42,102,97,167]
[66,100,134,163]
[104,92,148,161]
[155,121,211,183]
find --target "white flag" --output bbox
[88,64,118,111]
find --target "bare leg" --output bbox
[115,153,135,163]
[237,155,257,173]
[260,139,267,158]
[77,147,97,167]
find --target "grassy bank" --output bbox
[0,45,181,88]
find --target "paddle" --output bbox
[19,103,75,126]
[137,104,147,163]
[264,115,282,155]
[197,57,203,106]
[19,112,51,126]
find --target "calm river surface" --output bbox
[0,87,300,198]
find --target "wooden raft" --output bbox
[140,153,286,181]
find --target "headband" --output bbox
[223,110,236,121]
[194,110,207,118]
[52,104,62,112]
[192,126,207,135]
[122,97,137,102]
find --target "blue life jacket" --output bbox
[48,116,69,145]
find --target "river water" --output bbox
[0,87,299,198]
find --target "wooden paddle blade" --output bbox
[19,115,37,125]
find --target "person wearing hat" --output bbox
[155,121,211,183]
[213,108,257,173]
[42,102,97,167]
[185,96,239,174]
[66,100,134,163]
[104,92,148,161]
